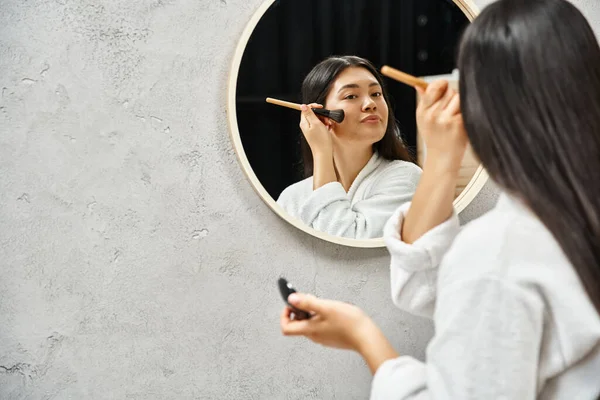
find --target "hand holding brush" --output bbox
[265,97,345,123]
[380,64,468,177]
[265,97,338,189]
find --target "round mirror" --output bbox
[228,0,487,247]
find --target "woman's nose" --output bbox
[362,96,376,111]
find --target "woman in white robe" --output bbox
[277,56,421,239]
[279,0,600,398]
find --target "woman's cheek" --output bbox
[337,107,350,128]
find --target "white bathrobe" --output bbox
[276,152,422,239]
[370,193,600,399]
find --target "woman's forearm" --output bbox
[402,153,462,244]
[356,322,399,375]
[312,151,337,190]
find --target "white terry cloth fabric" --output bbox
[370,193,600,399]
[277,152,422,239]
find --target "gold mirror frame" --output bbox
[227,0,487,248]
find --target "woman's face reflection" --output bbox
[324,67,389,147]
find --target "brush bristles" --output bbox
[313,108,345,123]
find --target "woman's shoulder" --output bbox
[454,193,545,242]
[371,158,423,187]
[378,158,423,176]
[276,176,314,206]
[443,193,567,279]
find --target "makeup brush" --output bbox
[265,97,345,123]
[380,66,429,90]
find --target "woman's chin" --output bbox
[335,129,386,145]
[362,129,386,143]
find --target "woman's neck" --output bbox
[333,144,374,192]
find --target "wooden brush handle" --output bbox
[381,66,429,90]
[266,97,302,111]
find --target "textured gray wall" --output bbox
[0,0,597,399]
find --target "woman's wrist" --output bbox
[423,149,464,178]
[312,147,334,161]
[354,317,399,375]
[312,149,336,190]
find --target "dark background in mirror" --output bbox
[236,0,469,200]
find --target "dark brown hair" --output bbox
[300,56,413,177]
[458,0,600,314]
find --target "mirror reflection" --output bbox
[235,0,470,239]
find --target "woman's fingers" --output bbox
[420,80,448,109]
[280,306,314,336]
[298,104,334,155]
[280,306,292,325]
[300,104,323,129]
[438,85,455,111]
[444,93,461,116]
[288,293,327,314]
[280,293,331,337]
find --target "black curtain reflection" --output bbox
[236,0,468,200]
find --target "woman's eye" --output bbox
[344,94,358,100]
[372,92,382,97]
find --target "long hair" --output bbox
[300,56,413,178]
[458,0,600,314]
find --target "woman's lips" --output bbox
[361,115,381,123]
